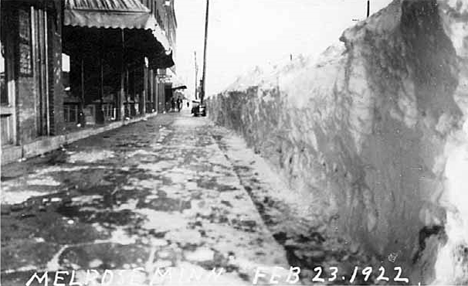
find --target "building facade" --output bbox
[1,0,64,147]
[1,0,177,164]
[143,0,179,114]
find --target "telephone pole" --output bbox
[367,0,370,18]
[200,0,209,105]
[194,51,198,100]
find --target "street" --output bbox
[1,111,293,285]
[1,111,380,286]
[2,0,468,284]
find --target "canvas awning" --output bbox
[153,25,170,50]
[64,0,174,68]
[64,0,157,30]
[149,50,175,69]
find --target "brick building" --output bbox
[142,0,179,114]
[1,0,64,148]
[1,0,178,164]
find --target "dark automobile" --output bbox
[191,101,206,117]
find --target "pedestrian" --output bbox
[177,99,182,112]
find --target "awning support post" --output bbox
[120,29,125,122]
[98,29,104,124]
[80,57,86,127]
[142,59,148,116]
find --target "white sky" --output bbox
[175,0,393,98]
[1,1,393,92]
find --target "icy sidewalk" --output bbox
[212,126,386,285]
[1,113,293,286]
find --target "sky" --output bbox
[174,0,393,99]
[0,1,393,92]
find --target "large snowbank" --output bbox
[208,0,468,283]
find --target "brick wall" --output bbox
[15,5,37,144]
[51,0,64,135]
[13,1,64,145]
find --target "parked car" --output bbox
[191,101,206,117]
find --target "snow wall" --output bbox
[207,0,468,284]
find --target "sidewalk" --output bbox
[1,112,291,286]
[1,112,160,166]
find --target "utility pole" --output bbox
[200,0,209,105]
[194,51,198,100]
[367,0,370,18]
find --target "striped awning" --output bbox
[64,0,157,30]
[64,0,174,68]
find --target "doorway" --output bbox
[0,5,16,146]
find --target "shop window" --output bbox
[62,53,70,93]
[62,53,79,124]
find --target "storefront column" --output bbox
[155,76,160,113]
[142,63,147,115]
[153,72,157,112]
[119,30,125,121]
[148,69,154,113]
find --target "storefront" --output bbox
[1,0,177,163]
[62,0,173,126]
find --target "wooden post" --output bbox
[44,10,50,135]
[149,69,154,113]
[367,0,370,18]
[80,57,85,126]
[38,9,47,133]
[99,30,104,124]
[31,6,40,135]
[194,51,198,100]
[142,60,147,116]
[120,30,125,122]
[155,74,160,113]
[201,0,209,105]
[152,69,159,113]
[126,67,129,117]
[100,58,104,121]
